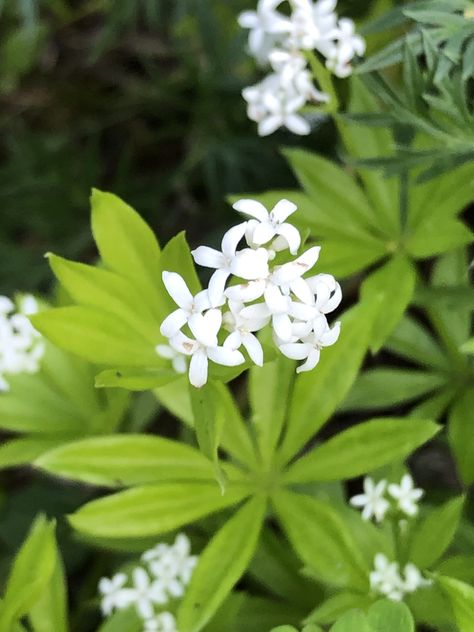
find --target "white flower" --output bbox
[156,344,187,374]
[370,554,404,602]
[143,534,198,600]
[402,563,432,593]
[271,246,321,301]
[143,612,178,632]
[192,222,269,307]
[288,0,339,51]
[98,573,132,616]
[326,17,366,77]
[169,309,244,388]
[223,300,268,366]
[268,49,330,104]
[388,474,424,517]
[279,313,340,371]
[238,0,292,64]
[306,273,342,313]
[126,567,167,620]
[233,198,301,254]
[160,273,211,338]
[349,477,390,523]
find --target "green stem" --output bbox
[306,51,339,113]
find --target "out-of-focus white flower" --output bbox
[223,300,267,366]
[234,198,301,254]
[326,17,366,77]
[156,344,187,374]
[124,567,167,620]
[349,477,390,523]
[238,0,292,63]
[288,0,339,51]
[269,49,330,103]
[143,612,178,632]
[169,309,244,388]
[192,223,269,307]
[370,554,404,602]
[388,474,424,517]
[279,313,340,371]
[160,273,211,338]
[402,563,432,593]
[98,573,132,616]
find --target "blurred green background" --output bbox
[0,0,380,295]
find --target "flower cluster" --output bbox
[239,0,365,135]
[370,553,431,602]
[0,294,44,392]
[158,198,341,388]
[349,474,424,523]
[98,534,198,632]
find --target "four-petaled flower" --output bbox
[279,314,340,372]
[388,474,424,517]
[160,272,211,338]
[349,477,390,523]
[370,554,404,602]
[125,567,167,620]
[98,573,130,616]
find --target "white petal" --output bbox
[193,289,212,311]
[156,344,175,359]
[136,597,154,620]
[313,313,329,338]
[289,300,317,321]
[322,282,342,313]
[272,313,293,341]
[191,246,225,269]
[188,310,221,346]
[173,354,187,374]
[290,277,314,304]
[232,199,269,222]
[240,303,271,321]
[285,114,311,135]
[242,333,264,366]
[237,10,257,28]
[189,350,209,388]
[276,222,301,254]
[169,331,197,355]
[320,321,341,346]
[133,567,149,590]
[296,347,320,372]
[231,248,269,280]
[207,346,245,366]
[264,283,290,314]
[252,221,277,245]
[160,309,188,338]
[208,269,230,307]
[279,342,311,360]
[221,222,247,257]
[225,279,266,302]
[258,114,283,136]
[271,199,297,223]
[224,330,242,350]
[162,272,193,309]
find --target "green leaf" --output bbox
[273,490,368,589]
[436,556,474,584]
[90,189,163,319]
[178,497,266,632]
[95,367,178,390]
[361,255,416,352]
[406,218,472,259]
[306,593,373,625]
[367,599,414,632]
[97,607,141,632]
[278,300,380,465]
[385,315,448,370]
[159,231,201,296]
[409,496,464,569]
[68,482,250,539]
[0,437,66,469]
[449,389,474,486]
[437,575,474,632]
[0,516,57,629]
[329,610,371,632]
[47,253,159,343]
[31,306,160,367]
[284,418,440,483]
[341,369,445,412]
[28,543,68,632]
[34,434,232,487]
[315,236,387,280]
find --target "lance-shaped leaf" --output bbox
[273,490,368,590]
[361,255,416,353]
[0,515,57,630]
[0,437,66,470]
[385,315,448,370]
[449,389,474,485]
[278,300,379,465]
[367,599,414,632]
[306,592,373,626]
[178,496,266,632]
[409,496,465,569]
[95,367,179,391]
[437,575,474,632]
[68,482,250,539]
[28,542,68,632]
[34,434,244,487]
[284,418,440,484]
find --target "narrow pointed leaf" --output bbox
[437,575,474,632]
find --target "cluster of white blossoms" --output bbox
[0,294,44,392]
[350,474,424,523]
[370,554,432,602]
[98,534,198,632]
[238,0,366,135]
[158,198,341,388]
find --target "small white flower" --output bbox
[223,300,267,366]
[98,573,132,616]
[233,198,301,254]
[402,563,432,593]
[126,567,167,620]
[143,612,178,632]
[268,49,329,104]
[279,314,340,371]
[156,344,187,374]
[192,222,269,307]
[370,554,404,602]
[325,17,366,77]
[306,273,342,313]
[169,309,244,388]
[238,0,292,63]
[388,474,424,517]
[143,534,198,600]
[349,477,390,523]
[271,246,321,301]
[288,0,339,51]
[160,273,211,338]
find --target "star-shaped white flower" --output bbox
[192,222,269,307]
[272,246,321,302]
[402,563,432,593]
[169,309,244,388]
[238,0,292,63]
[370,554,404,602]
[160,272,211,338]
[306,273,342,313]
[349,477,390,523]
[279,314,340,371]
[223,300,268,366]
[98,573,131,616]
[125,567,167,620]
[388,474,424,517]
[326,17,366,77]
